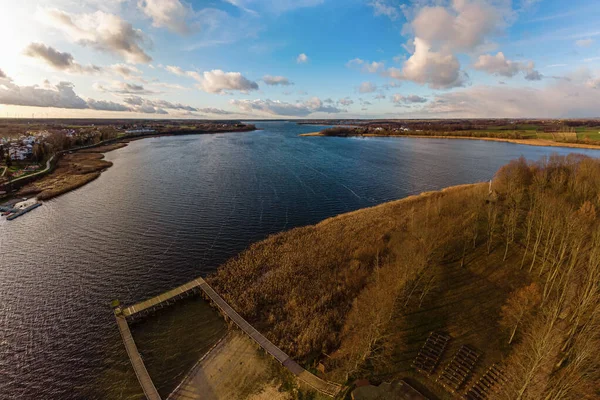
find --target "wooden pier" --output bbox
[115,277,342,399]
[115,315,161,400]
[121,280,202,318]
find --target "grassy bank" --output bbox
[210,155,600,399]
[17,144,126,200]
[303,129,600,150]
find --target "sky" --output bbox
[1,0,600,119]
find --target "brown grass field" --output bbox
[17,144,127,200]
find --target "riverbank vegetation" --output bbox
[17,148,120,200]
[210,154,600,399]
[308,119,600,148]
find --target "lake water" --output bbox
[1,121,600,399]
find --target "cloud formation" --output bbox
[263,75,293,86]
[24,43,101,74]
[42,8,152,63]
[392,94,428,104]
[197,70,259,93]
[370,0,513,89]
[138,0,195,35]
[123,95,198,113]
[93,81,159,95]
[410,73,600,118]
[199,107,234,115]
[392,38,467,89]
[0,76,131,111]
[368,0,399,20]
[110,63,142,78]
[576,38,594,48]
[230,97,343,116]
[164,66,258,93]
[297,53,309,63]
[347,58,385,73]
[474,52,542,80]
[359,81,377,93]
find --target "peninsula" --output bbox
[299,119,600,150]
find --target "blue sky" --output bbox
[1,0,600,118]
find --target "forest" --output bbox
[209,154,600,399]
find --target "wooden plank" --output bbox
[123,281,202,317]
[115,315,161,400]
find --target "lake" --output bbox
[1,121,599,399]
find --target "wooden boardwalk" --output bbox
[122,280,202,317]
[115,315,161,400]
[196,278,342,397]
[116,277,342,398]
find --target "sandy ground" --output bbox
[170,331,290,400]
[300,132,600,150]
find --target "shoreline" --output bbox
[3,127,256,203]
[300,132,600,150]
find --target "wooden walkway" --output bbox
[122,280,202,317]
[196,278,342,397]
[116,277,342,398]
[115,315,161,400]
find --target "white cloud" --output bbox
[123,95,198,112]
[411,0,511,53]
[392,94,428,104]
[199,107,233,115]
[474,52,542,80]
[374,93,386,99]
[164,66,258,93]
[575,38,594,48]
[418,81,600,118]
[0,76,131,111]
[23,43,101,74]
[93,81,158,95]
[368,0,399,20]
[376,0,514,89]
[297,53,309,63]
[87,98,131,111]
[197,70,259,93]
[347,58,385,73]
[109,63,142,78]
[138,0,195,35]
[41,8,152,63]
[165,65,186,76]
[338,97,354,106]
[397,38,467,89]
[358,81,377,93]
[230,97,343,116]
[263,75,293,86]
[0,69,6,79]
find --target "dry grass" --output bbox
[16,142,126,200]
[211,155,600,399]
[209,183,488,365]
[18,153,112,200]
[78,143,128,153]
